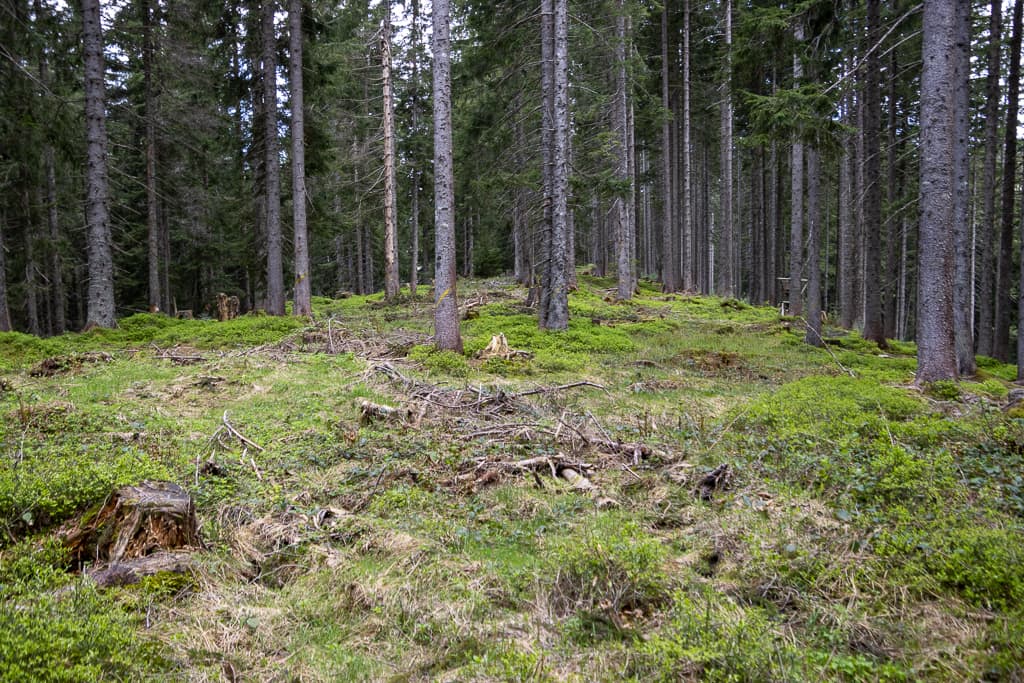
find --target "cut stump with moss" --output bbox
[62,480,201,586]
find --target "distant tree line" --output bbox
[0,0,1020,381]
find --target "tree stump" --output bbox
[62,481,201,586]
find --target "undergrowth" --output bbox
[1,275,1021,681]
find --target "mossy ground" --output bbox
[0,275,1021,681]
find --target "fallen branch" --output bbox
[222,411,264,452]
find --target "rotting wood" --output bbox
[62,481,201,575]
[86,550,194,588]
[359,399,408,425]
[696,463,730,501]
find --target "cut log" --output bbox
[63,480,200,568]
[86,551,195,588]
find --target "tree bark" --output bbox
[614,1,632,301]
[952,0,974,376]
[719,0,734,298]
[916,0,958,383]
[540,0,570,328]
[432,0,462,350]
[862,0,885,346]
[977,0,1002,356]
[995,0,1023,362]
[81,0,116,328]
[660,4,678,291]
[290,0,311,316]
[263,0,285,315]
[381,0,400,301]
[143,0,161,314]
[0,211,10,332]
[788,25,803,316]
[409,0,421,296]
[804,147,822,346]
[681,0,692,291]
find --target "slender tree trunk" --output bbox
[43,145,64,334]
[409,0,421,297]
[381,0,400,300]
[81,0,116,328]
[614,1,632,301]
[143,0,160,313]
[660,4,678,291]
[767,142,778,304]
[538,0,555,316]
[916,0,958,383]
[24,194,40,335]
[862,0,885,345]
[432,0,461,350]
[0,212,10,332]
[788,24,804,315]
[995,0,1023,361]
[953,0,974,375]
[681,0,693,291]
[290,0,311,315]
[719,0,734,298]
[805,147,822,346]
[977,0,1002,356]
[883,40,899,339]
[263,0,285,315]
[540,0,570,328]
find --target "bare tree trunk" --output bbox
[143,0,160,313]
[540,0,570,328]
[681,0,692,290]
[290,0,311,315]
[862,0,885,345]
[767,142,778,304]
[409,0,421,297]
[263,0,285,315]
[0,212,10,332]
[82,0,116,328]
[24,195,40,335]
[719,0,734,298]
[381,0,400,300]
[513,97,529,285]
[977,0,1002,356]
[805,147,822,346]
[432,0,461,350]
[995,0,1023,362]
[614,1,632,301]
[538,0,555,316]
[916,0,958,383]
[953,0,974,375]
[660,4,678,291]
[883,41,899,339]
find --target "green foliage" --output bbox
[0,442,171,536]
[542,513,668,616]
[407,345,471,377]
[0,540,170,681]
[923,379,961,401]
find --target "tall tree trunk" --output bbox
[36,4,65,334]
[143,0,160,313]
[614,1,632,301]
[916,0,958,383]
[719,0,734,298]
[538,0,555,315]
[995,0,1023,361]
[953,0,974,375]
[540,0,570,328]
[24,194,40,335]
[660,4,678,291]
[81,0,116,328]
[767,142,778,304]
[290,0,311,316]
[263,0,285,315]
[513,96,529,285]
[381,0,400,300]
[681,0,692,290]
[977,0,1002,356]
[862,0,885,345]
[805,147,822,346]
[883,39,899,339]
[788,25,804,316]
[432,0,461,350]
[409,0,421,296]
[0,212,10,332]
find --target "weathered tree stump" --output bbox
[62,481,201,586]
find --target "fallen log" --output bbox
[86,551,195,588]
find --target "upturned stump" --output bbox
[63,480,201,587]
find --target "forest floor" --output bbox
[1,274,1023,682]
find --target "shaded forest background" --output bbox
[0,0,1021,368]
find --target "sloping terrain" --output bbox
[1,276,1022,681]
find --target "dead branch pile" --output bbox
[456,454,617,508]
[370,362,606,417]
